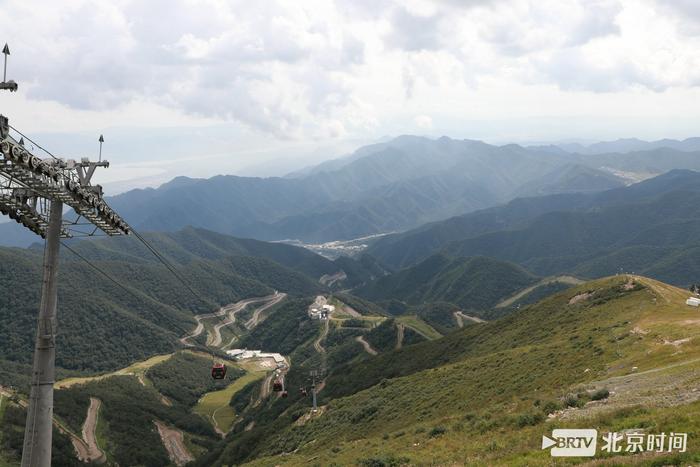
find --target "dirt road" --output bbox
[244,292,286,329]
[495,275,583,308]
[453,311,486,328]
[75,398,105,463]
[155,421,194,466]
[395,323,405,350]
[314,319,329,354]
[180,293,282,347]
[355,335,378,355]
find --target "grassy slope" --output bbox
[194,369,267,433]
[211,275,700,465]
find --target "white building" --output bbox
[225,348,287,366]
[686,297,700,307]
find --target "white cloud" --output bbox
[414,115,433,129]
[0,0,698,146]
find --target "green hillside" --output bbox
[0,228,327,380]
[355,254,538,312]
[201,275,700,465]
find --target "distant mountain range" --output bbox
[3,135,700,248]
[366,169,700,287]
[537,137,700,155]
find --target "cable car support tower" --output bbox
[0,44,130,467]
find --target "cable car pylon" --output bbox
[0,46,130,465]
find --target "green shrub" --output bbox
[358,456,410,467]
[516,413,544,428]
[429,426,447,437]
[591,388,610,401]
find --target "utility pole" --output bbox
[21,199,62,467]
[0,46,129,465]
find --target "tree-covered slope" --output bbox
[355,254,538,311]
[0,228,327,375]
[366,170,700,288]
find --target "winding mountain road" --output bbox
[180,293,284,348]
[244,292,286,329]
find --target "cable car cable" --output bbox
[59,241,144,301]
[128,227,217,309]
[8,124,59,160]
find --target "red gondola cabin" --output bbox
[272,379,283,392]
[211,363,226,379]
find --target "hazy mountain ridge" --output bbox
[5,135,700,248]
[368,170,700,287]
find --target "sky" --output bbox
[0,0,699,194]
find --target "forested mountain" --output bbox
[365,170,700,288]
[0,228,332,379]
[355,254,537,311]
[5,136,700,248]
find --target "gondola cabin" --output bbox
[281,390,288,398]
[211,363,226,379]
[272,379,283,392]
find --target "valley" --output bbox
[4,139,700,466]
[4,2,700,464]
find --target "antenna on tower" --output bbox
[0,43,17,92]
[98,134,104,162]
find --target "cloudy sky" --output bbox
[0,0,699,193]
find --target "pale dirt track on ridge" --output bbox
[453,311,485,328]
[396,323,405,350]
[155,420,194,466]
[495,275,584,308]
[356,335,378,355]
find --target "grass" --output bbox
[55,353,175,389]
[193,365,267,433]
[395,315,442,340]
[220,275,700,465]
